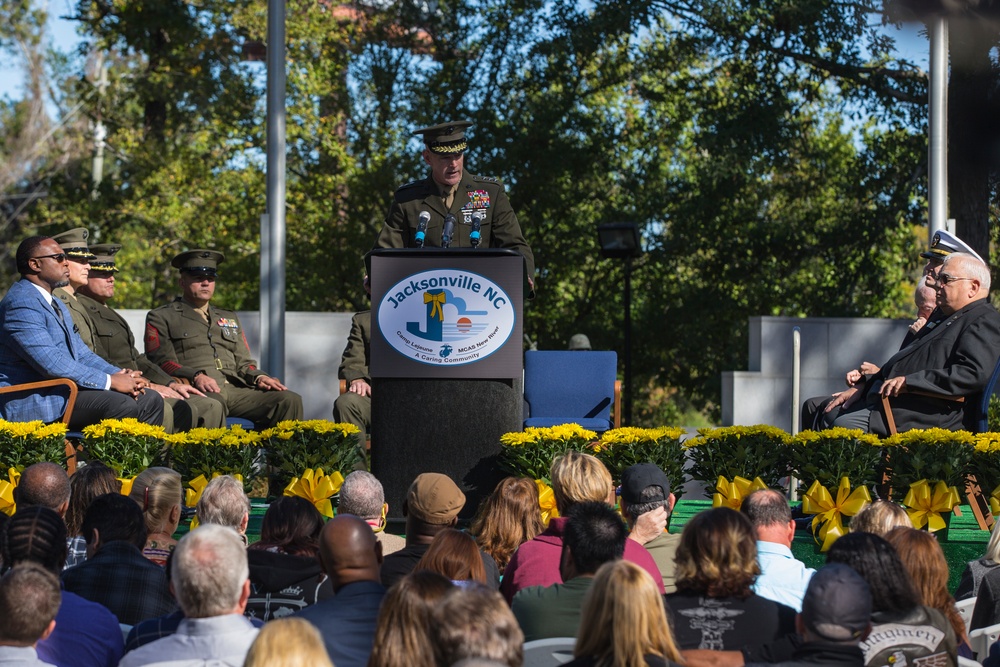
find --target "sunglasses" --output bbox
[32,253,68,263]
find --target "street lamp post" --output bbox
[597,222,642,426]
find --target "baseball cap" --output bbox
[406,473,465,524]
[619,463,670,504]
[801,563,872,642]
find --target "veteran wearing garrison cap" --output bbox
[76,244,226,433]
[372,120,535,290]
[143,250,303,429]
[51,228,98,351]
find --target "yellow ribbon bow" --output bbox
[284,468,344,519]
[903,480,960,532]
[118,476,136,497]
[801,477,871,552]
[0,468,20,516]
[989,483,1000,517]
[424,292,446,321]
[535,479,560,527]
[712,475,768,510]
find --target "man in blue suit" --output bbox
[0,236,163,429]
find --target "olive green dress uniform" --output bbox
[144,299,304,429]
[54,288,97,351]
[333,310,371,435]
[374,170,536,279]
[76,292,226,432]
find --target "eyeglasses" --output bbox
[31,253,68,263]
[936,274,975,286]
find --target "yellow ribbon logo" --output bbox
[903,480,960,532]
[712,475,768,510]
[801,477,871,552]
[284,468,344,519]
[535,479,559,527]
[424,292,446,321]
[0,468,20,517]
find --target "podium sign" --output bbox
[370,249,523,380]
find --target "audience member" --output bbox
[618,463,679,593]
[826,532,957,667]
[666,507,796,653]
[339,471,405,555]
[0,236,163,429]
[61,493,176,625]
[245,496,333,621]
[2,507,123,667]
[885,527,970,656]
[747,563,872,667]
[956,519,1000,600]
[380,473,499,589]
[63,462,120,569]
[742,488,815,611]
[968,552,1000,632]
[119,524,259,667]
[432,584,524,667]
[244,617,334,667]
[127,467,182,566]
[512,500,627,641]
[471,477,543,574]
[849,501,912,537]
[0,563,62,667]
[195,475,250,543]
[367,570,454,667]
[295,514,386,667]
[500,451,664,602]
[416,529,488,585]
[566,560,683,667]
[14,463,70,517]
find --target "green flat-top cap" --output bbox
[52,228,96,261]
[172,249,225,277]
[414,120,472,155]
[89,244,122,273]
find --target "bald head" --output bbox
[15,463,70,516]
[318,514,382,591]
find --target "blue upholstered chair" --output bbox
[523,351,620,432]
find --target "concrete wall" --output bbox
[119,310,355,421]
[722,316,913,430]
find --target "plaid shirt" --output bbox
[61,541,177,625]
[64,535,88,570]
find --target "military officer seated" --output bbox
[143,250,303,430]
[76,244,226,433]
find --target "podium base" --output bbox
[371,377,522,522]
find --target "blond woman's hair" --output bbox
[128,467,182,535]
[574,560,682,667]
[244,617,333,667]
[850,500,912,537]
[550,451,613,513]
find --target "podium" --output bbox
[369,249,524,522]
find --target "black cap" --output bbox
[172,249,224,277]
[801,563,872,642]
[89,244,121,273]
[620,463,670,504]
[414,120,472,155]
[52,228,96,262]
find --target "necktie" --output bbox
[51,299,64,322]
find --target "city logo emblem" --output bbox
[378,269,515,366]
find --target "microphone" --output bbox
[442,214,456,248]
[415,211,431,248]
[470,211,483,248]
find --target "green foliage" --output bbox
[595,427,687,498]
[499,424,598,482]
[790,428,885,491]
[261,420,364,489]
[82,419,169,477]
[685,425,792,496]
[168,426,264,488]
[883,428,976,491]
[0,421,68,471]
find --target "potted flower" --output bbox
[499,424,598,483]
[684,425,792,503]
[261,420,364,496]
[168,425,264,495]
[595,427,687,498]
[0,420,69,471]
[81,418,170,477]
